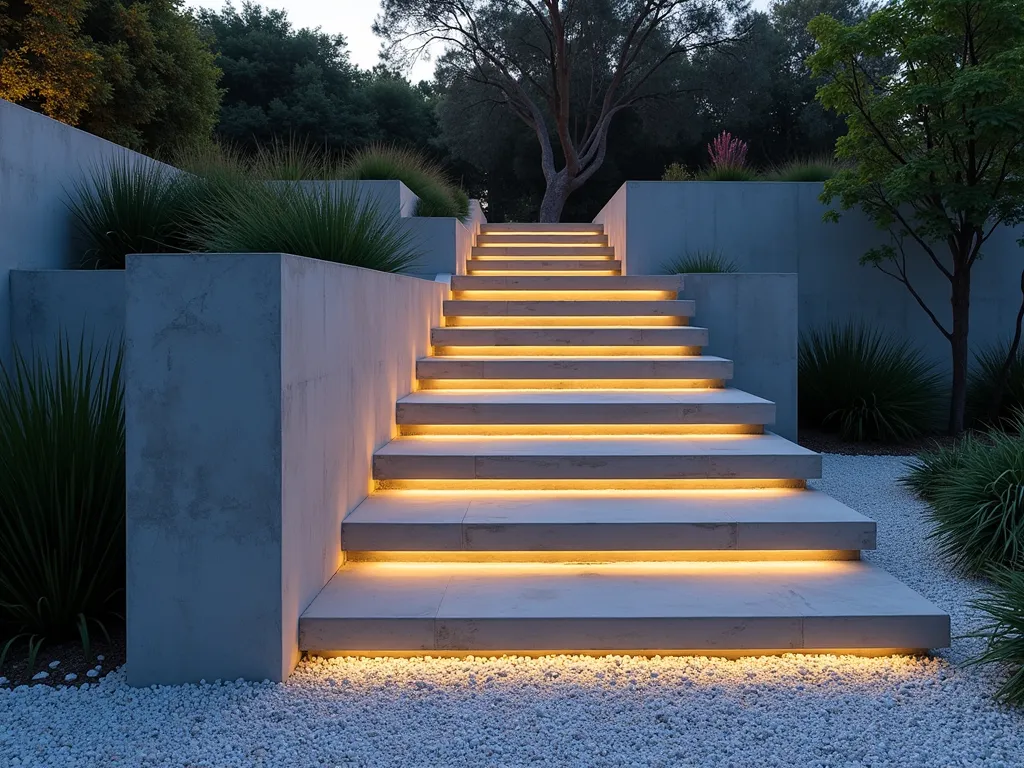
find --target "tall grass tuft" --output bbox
[925,417,1024,573]
[191,180,420,272]
[343,144,467,219]
[968,341,1024,429]
[67,156,187,269]
[249,136,341,181]
[799,323,943,442]
[695,166,759,182]
[902,436,978,502]
[662,250,738,273]
[0,336,125,642]
[765,156,842,182]
[968,568,1024,706]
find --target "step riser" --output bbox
[450,276,683,291]
[372,454,822,481]
[443,300,695,318]
[443,316,684,327]
[434,347,702,357]
[396,402,775,426]
[481,224,604,234]
[430,327,709,346]
[473,247,615,257]
[467,260,622,273]
[376,479,806,490]
[450,291,677,301]
[477,235,609,246]
[347,550,861,562]
[416,359,734,380]
[400,424,763,436]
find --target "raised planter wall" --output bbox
[595,181,1024,376]
[125,253,445,685]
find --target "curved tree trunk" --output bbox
[539,173,572,222]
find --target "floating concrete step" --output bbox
[416,355,733,382]
[299,560,950,653]
[472,246,615,258]
[372,433,821,481]
[342,489,876,553]
[450,275,683,292]
[396,389,774,427]
[467,259,621,273]
[443,300,695,318]
[477,234,608,246]
[481,223,603,234]
[431,326,709,348]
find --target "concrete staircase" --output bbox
[300,223,950,656]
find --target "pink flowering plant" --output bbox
[707,131,749,171]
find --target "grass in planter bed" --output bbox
[343,144,469,220]
[662,249,738,274]
[798,323,943,443]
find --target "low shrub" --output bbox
[0,336,125,643]
[901,436,978,502]
[968,568,1024,706]
[798,323,943,442]
[968,341,1024,429]
[661,162,694,181]
[191,179,420,272]
[67,156,187,269]
[924,419,1024,574]
[343,145,468,219]
[662,250,738,274]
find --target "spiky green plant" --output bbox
[968,341,1024,429]
[343,144,467,219]
[901,436,979,502]
[249,136,342,181]
[925,417,1024,573]
[765,156,842,182]
[192,179,420,272]
[0,336,125,641]
[662,250,738,274]
[695,166,759,181]
[967,568,1024,706]
[799,323,943,442]
[67,156,187,269]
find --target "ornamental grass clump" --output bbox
[924,416,1024,574]
[968,568,1024,706]
[968,341,1024,430]
[901,436,978,503]
[798,323,943,442]
[698,131,756,180]
[662,250,738,274]
[67,156,188,269]
[343,144,469,219]
[766,156,842,182]
[0,336,125,644]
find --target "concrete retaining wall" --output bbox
[680,274,798,441]
[595,181,1024,376]
[125,253,445,685]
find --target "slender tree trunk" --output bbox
[988,269,1024,424]
[539,172,572,222]
[948,264,972,435]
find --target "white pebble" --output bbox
[85,669,99,678]
[0,456,1019,768]
[31,671,48,681]
[96,655,104,662]
[64,673,77,682]
[48,660,60,669]
[0,677,7,686]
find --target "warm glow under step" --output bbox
[416,355,733,382]
[467,259,622,273]
[342,489,876,552]
[298,560,950,654]
[472,246,615,258]
[477,234,609,246]
[371,433,822,481]
[396,388,774,427]
[443,299,695,317]
[481,223,603,233]
[431,326,708,348]
[450,275,684,291]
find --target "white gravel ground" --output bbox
[2,455,1023,767]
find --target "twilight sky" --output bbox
[189,0,775,81]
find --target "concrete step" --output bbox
[372,433,822,481]
[472,246,615,258]
[467,259,621,273]
[431,326,709,348]
[481,223,603,234]
[477,234,608,246]
[299,560,950,653]
[416,355,734,383]
[396,389,774,427]
[443,300,695,318]
[450,275,683,292]
[342,489,876,553]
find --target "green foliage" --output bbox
[924,419,1024,573]
[344,145,468,219]
[662,250,738,274]
[766,156,841,182]
[798,323,943,442]
[968,342,1024,429]
[695,166,759,182]
[968,568,1024,706]
[901,436,977,503]
[0,336,125,642]
[189,178,420,272]
[67,155,187,269]
[249,137,341,181]
[661,163,694,181]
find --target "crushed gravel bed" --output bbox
[2,455,1023,767]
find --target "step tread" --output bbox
[467,259,622,271]
[375,433,816,458]
[299,560,950,651]
[443,300,695,317]
[416,355,734,381]
[477,234,608,245]
[450,276,684,290]
[473,246,615,257]
[430,326,709,345]
[481,223,603,233]
[343,489,876,552]
[398,389,771,406]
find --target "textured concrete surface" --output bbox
[9,269,124,361]
[401,217,473,278]
[125,252,444,685]
[594,181,1024,375]
[681,274,799,441]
